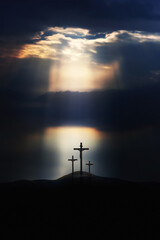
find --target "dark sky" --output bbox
[1,0,160,182]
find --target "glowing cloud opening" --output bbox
[16,27,125,91]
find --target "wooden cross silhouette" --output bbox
[68,155,77,174]
[74,142,89,175]
[86,161,93,175]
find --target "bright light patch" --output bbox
[49,61,118,91]
[44,126,107,178]
[18,27,156,91]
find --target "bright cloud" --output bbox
[17,28,160,61]
[47,27,91,36]
[15,27,160,91]
[18,44,57,59]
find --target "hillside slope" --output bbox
[0,173,159,239]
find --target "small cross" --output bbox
[86,161,93,175]
[68,155,77,174]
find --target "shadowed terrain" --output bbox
[0,172,160,239]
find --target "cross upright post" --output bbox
[86,161,93,175]
[68,155,77,175]
[74,142,89,175]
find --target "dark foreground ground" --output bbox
[0,172,160,240]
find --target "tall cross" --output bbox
[74,142,89,175]
[86,161,93,175]
[68,155,77,174]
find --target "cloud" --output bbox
[1,0,160,44]
[1,27,160,93]
[48,27,91,36]
[1,86,160,181]
[2,85,160,132]
[1,58,53,95]
[116,30,160,43]
[18,44,57,60]
[0,0,160,59]
[15,28,160,61]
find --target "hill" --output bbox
[0,173,160,239]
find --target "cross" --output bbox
[86,161,93,175]
[74,142,89,175]
[68,155,77,174]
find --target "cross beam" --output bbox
[74,142,89,175]
[86,161,93,175]
[68,155,77,174]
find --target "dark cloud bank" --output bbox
[1,85,160,182]
[1,0,160,45]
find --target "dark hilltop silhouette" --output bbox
[0,143,160,239]
[0,172,160,239]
